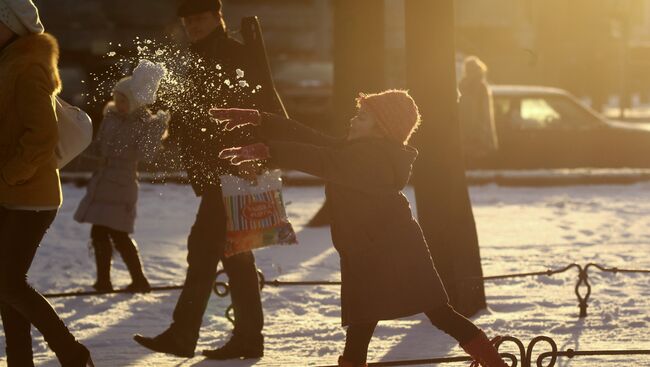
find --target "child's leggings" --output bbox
[343,304,481,364]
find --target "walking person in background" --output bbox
[134,0,286,360]
[74,60,169,293]
[211,89,510,367]
[458,56,499,161]
[0,0,94,365]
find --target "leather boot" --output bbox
[92,240,113,292]
[133,329,195,358]
[115,237,150,293]
[202,333,263,360]
[460,331,509,367]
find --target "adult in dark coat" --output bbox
[133,0,285,360]
[458,56,498,161]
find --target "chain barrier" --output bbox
[42,262,650,321]
[210,262,650,322]
[43,285,185,299]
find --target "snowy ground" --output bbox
[1,182,650,366]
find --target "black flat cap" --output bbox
[177,0,222,17]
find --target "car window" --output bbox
[510,96,602,130]
[515,98,560,129]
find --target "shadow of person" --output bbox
[557,318,584,367]
[375,317,459,364]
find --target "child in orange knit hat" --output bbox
[211,90,508,367]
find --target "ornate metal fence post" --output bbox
[574,264,591,318]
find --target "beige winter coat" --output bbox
[0,33,62,207]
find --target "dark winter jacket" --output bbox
[74,105,168,233]
[458,77,498,158]
[258,114,450,325]
[166,28,284,196]
[0,33,62,207]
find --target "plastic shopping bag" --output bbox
[220,169,297,257]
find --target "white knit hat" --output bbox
[0,0,43,36]
[113,60,167,111]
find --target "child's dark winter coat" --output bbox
[258,113,449,326]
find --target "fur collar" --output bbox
[0,33,61,94]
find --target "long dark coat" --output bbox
[166,28,284,196]
[74,106,167,233]
[458,76,498,158]
[258,114,449,325]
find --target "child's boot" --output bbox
[115,237,151,293]
[92,239,113,292]
[460,331,509,367]
[338,356,368,367]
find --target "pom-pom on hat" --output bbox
[177,0,222,17]
[0,0,43,36]
[113,60,167,112]
[356,89,421,145]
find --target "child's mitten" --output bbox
[210,108,261,131]
[219,143,270,165]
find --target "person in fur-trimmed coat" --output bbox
[211,90,510,367]
[74,60,169,293]
[0,0,94,366]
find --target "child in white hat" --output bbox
[74,60,170,293]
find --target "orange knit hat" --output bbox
[356,89,421,144]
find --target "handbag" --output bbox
[220,169,298,258]
[54,97,93,168]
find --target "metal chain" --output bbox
[42,262,650,321]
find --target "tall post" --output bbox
[308,0,385,226]
[405,0,486,316]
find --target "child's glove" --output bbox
[219,143,270,165]
[210,108,261,131]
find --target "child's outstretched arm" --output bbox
[221,140,393,192]
[258,112,342,147]
[210,108,342,147]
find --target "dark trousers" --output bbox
[91,225,134,252]
[343,304,480,364]
[169,187,263,347]
[0,208,80,367]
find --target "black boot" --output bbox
[115,237,151,293]
[133,329,195,358]
[202,333,264,360]
[91,240,113,292]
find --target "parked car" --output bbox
[474,85,650,169]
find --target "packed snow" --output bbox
[1,182,650,366]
